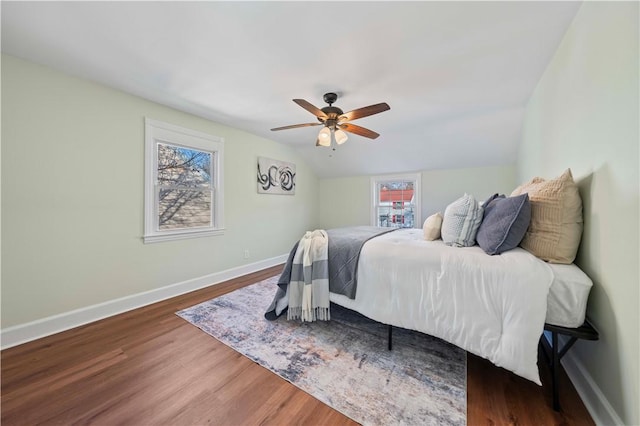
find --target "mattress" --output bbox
[545,263,593,328]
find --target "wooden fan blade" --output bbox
[338,123,380,139]
[339,102,390,122]
[293,99,328,119]
[271,123,322,131]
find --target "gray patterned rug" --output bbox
[176,276,466,425]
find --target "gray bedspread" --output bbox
[265,226,396,320]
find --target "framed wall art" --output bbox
[257,157,296,195]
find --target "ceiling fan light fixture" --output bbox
[335,129,348,145]
[272,93,390,147]
[317,127,331,147]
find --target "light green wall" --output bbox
[318,176,371,229]
[420,165,516,218]
[1,54,319,328]
[518,2,639,424]
[318,165,516,229]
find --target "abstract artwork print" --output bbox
[257,157,296,195]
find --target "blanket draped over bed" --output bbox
[329,229,555,384]
[265,226,395,320]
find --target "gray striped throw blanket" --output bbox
[287,229,330,322]
[265,226,397,322]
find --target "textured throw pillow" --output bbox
[476,193,531,255]
[441,194,484,247]
[511,169,583,264]
[423,212,443,241]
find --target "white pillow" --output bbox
[423,213,443,241]
[441,194,484,247]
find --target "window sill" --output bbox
[143,228,225,244]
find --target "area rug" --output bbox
[176,276,466,425]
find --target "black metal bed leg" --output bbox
[388,325,392,350]
[552,331,560,411]
[542,320,598,412]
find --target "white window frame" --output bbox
[144,118,224,243]
[370,173,421,228]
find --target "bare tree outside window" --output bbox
[144,118,224,243]
[157,144,213,230]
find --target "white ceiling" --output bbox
[1,1,581,178]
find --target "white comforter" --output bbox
[330,228,554,384]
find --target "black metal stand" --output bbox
[540,320,599,411]
[388,325,393,350]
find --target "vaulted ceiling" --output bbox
[1,1,581,178]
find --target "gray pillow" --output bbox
[476,193,531,255]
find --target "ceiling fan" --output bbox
[271,92,390,147]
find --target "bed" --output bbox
[266,227,593,387]
[267,170,597,410]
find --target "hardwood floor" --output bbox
[2,266,594,425]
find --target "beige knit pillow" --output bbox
[511,169,583,264]
[423,212,443,241]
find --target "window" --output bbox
[144,118,224,243]
[371,173,421,229]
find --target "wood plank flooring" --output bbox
[1,266,594,425]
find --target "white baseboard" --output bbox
[560,338,624,426]
[1,254,287,350]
